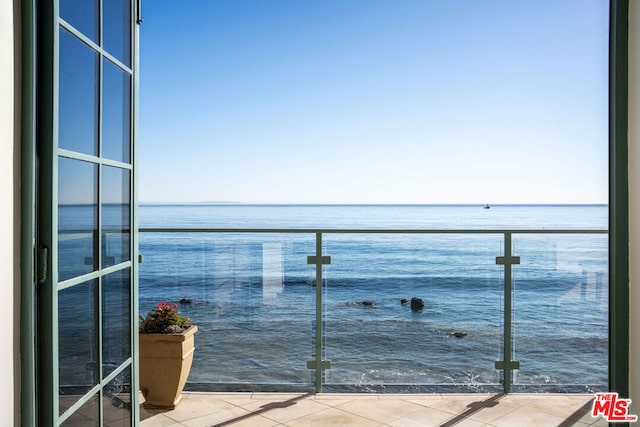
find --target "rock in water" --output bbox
[451,331,468,338]
[400,298,409,305]
[346,301,376,307]
[410,297,425,311]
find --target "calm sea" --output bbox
[138,204,608,393]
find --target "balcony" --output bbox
[139,227,608,396]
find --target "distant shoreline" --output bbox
[139,202,608,207]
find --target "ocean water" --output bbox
[138,204,608,393]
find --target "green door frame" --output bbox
[609,0,630,400]
[20,0,629,425]
[21,0,140,425]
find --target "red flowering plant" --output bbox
[139,301,191,334]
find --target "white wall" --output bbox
[0,0,17,425]
[629,0,640,416]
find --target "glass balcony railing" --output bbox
[139,228,608,394]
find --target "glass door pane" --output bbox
[102,166,131,266]
[58,29,98,156]
[38,0,137,425]
[58,280,99,415]
[104,0,132,67]
[102,60,131,163]
[102,269,131,377]
[60,0,99,43]
[58,158,98,281]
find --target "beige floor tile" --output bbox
[139,392,605,427]
[564,394,597,401]
[219,396,262,408]
[489,405,567,427]
[161,398,242,423]
[313,393,378,406]
[429,394,499,415]
[526,397,594,419]
[284,407,382,427]
[387,406,459,427]
[242,397,332,423]
[404,397,444,409]
[335,399,425,423]
[495,394,536,406]
[180,406,254,427]
[218,413,283,427]
[502,394,572,402]
[573,412,616,427]
[442,418,486,427]
[223,394,309,410]
[312,398,354,407]
[140,412,186,427]
[462,397,524,424]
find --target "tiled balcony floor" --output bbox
[140,392,607,427]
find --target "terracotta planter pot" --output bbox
[139,325,198,409]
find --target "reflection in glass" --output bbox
[60,0,99,43]
[103,367,132,427]
[511,234,609,389]
[104,0,132,67]
[59,28,99,156]
[102,269,131,377]
[139,234,316,386]
[59,280,98,416]
[102,166,131,267]
[58,158,98,282]
[60,392,99,427]
[103,59,131,163]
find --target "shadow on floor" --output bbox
[557,398,595,427]
[209,393,313,427]
[437,394,596,427]
[438,393,504,427]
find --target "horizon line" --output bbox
[138,202,609,207]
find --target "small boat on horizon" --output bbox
[484,204,490,209]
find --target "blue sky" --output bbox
[139,0,609,204]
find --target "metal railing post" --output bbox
[307,232,331,392]
[495,232,520,393]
